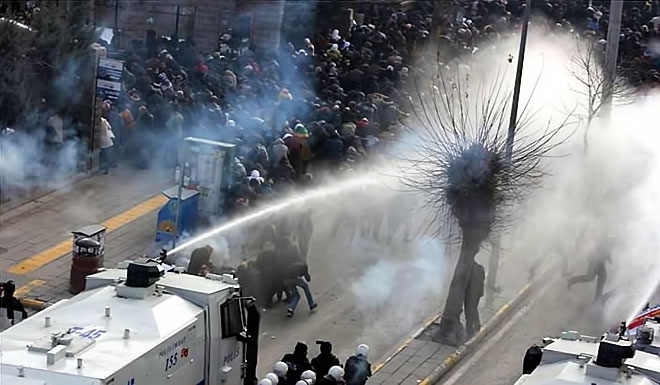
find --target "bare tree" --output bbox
[0,4,97,128]
[401,65,574,346]
[569,38,636,152]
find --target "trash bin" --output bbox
[69,238,102,295]
[72,224,106,267]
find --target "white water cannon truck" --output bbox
[518,319,660,385]
[0,256,260,385]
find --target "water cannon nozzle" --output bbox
[160,249,168,261]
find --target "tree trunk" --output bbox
[434,230,482,346]
[582,116,593,154]
[432,0,444,41]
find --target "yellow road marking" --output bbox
[7,195,168,275]
[518,282,532,296]
[14,279,46,297]
[494,303,510,317]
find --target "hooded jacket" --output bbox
[344,355,371,385]
[271,138,290,166]
[281,342,313,385]
[311,342,341,377]
[284,262,311,282]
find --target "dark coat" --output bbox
[344,356,371,385]
[312,353,341,378]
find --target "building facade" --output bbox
[93,0,286,54]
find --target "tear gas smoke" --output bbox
[350,236,449,353]
[340,25,660,344]
[0,129,84,200]
[421,28,660,330]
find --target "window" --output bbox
[220,298,245,339]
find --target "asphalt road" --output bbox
[439,271,611,385]
[253,202,532,377]
[254,207,450,375]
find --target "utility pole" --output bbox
[174,6,181,37]
[601,0,623,116]
[487,0,532,300]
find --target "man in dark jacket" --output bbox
[242,298,260,385]
[311,341,341,378]
[464,261,485,339]
[284,262,317,317]
[321,130,344,170]
[344,344,371,385]
[187,245,214,276]
[255,250,287,307]
[0,280,28,323]
[281,342,313,385]
[567,242,611,302]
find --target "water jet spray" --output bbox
[168,172,389,255]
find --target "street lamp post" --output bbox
[487,0,533,299]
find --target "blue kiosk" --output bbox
[155,186,200,245]
[155,137,236,248]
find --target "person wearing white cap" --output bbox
[247,169,265,184]
[317,365,344,385]
[343,344,371,385]
[273,361,288,382]
[265,372,279,385]
[301,369,317,384]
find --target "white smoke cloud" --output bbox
[348,25,660,342]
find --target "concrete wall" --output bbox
[237,0,285,52]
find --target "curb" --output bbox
[372,280,533,376]
[418,281,535,385]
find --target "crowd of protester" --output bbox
[1,0,659,205]
[97,2,434,215]
[2,1,660,383]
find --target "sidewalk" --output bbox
[0,171,89,215]
[368,254,531,385]
[0,163,173,304]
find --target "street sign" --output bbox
[96,58,123,101]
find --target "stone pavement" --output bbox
[0,163,173,304]
[368,259,529,385]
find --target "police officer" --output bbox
[464,261,485,339]
[265,373,280,385]
[317,366,344,385]
[344,344,371,385]
[311,341,341,377]
[273,362,289,384]
[301,370,317,385]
